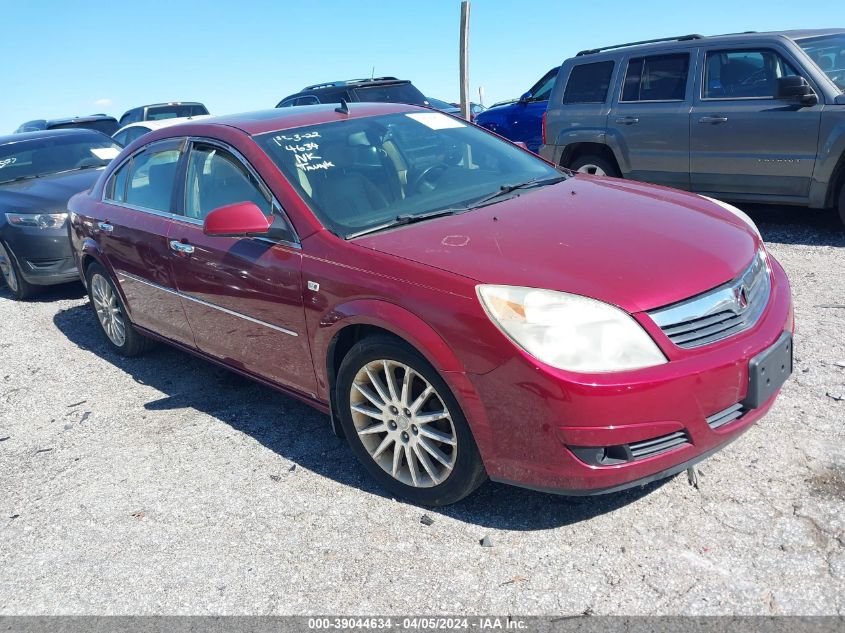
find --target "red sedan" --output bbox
[68,104,793,505]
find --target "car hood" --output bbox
[0,168,104,214]
[355,176,760,313]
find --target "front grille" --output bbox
[569,430,691,466]
[649,250,771,349]
[706,402,748,430]
[628,431,691,460]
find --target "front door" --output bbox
[167,140,316,394]
[690,47,822,198]
[98,139,195,347]
[607,51,693,190]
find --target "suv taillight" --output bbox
[541,111,547,145]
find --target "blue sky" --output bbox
[1,0,841,132]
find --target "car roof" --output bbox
[301,77,407,91]
[181,103,421,136]
[113,115,214,135]
[0,128,110,145]
[573,28,845,58]
[47,114,117,125]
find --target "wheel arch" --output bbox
[560,142,622,174]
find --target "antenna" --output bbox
[371,66,375,80]
[335,98,349,115]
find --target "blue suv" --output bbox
[474,67,559,153]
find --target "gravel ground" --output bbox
[0,205,843,616]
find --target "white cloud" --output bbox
[94,98,113,107]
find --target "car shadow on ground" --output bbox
[0,281,86,303]
[743,204,845,247]
[51,301,668,531]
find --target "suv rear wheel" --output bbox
[569,155,620,178]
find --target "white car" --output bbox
[111,115,212,147]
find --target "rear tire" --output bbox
[85,262,151,357]
[0,241,37,301]
[336,335,487,506]
[569,154,620,178]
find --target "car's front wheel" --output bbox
[0,241,36,300]
[336,336,487,505]
[86,262,151,356]
[838,181,845,228]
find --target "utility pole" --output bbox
[459,0,471,121]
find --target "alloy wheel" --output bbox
[576,163,606,176]
[349,359,458,488]
[90,273,126,347]
[0,243,19,293]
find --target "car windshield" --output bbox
[254,111,563,238]
[0,135,121,184]
[146,104,208,120]
[797,33,845,92]
[352,83,429,106]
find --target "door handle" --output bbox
[169,240,195,255]
[615,116,640,125]
[699,116,729,124]
[98,221,114,233]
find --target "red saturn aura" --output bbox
[68,104,793,505]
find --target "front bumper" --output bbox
[463,256,793,494]
[1,224,78,286]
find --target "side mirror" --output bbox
[776,76,818,106]
[518,91,533,104]
[203,201,272,237]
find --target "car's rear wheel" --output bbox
[86,262,151,356]
[569,155,620,178]
[336,336,487,505]
[0,241,36,300]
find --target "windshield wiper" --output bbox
[347,207,459,239]
[5,174,41,183]
[469,174,568,209]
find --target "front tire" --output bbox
[838,181,845,229]
[86,262,151,356]
[569,154,620,178]
[336,336,487,506]
[0,241,37,300]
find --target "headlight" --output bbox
[477,285,667,373]
[699,195,761,239]
[5,212,67,229]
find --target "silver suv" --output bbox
[539,30,845,226]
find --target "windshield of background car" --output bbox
[797,34,845,91]
[146,104,209,120]
[0,135,121,184]
[254,111,561,238]
[352,83,428,106]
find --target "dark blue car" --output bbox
[474,67,559,153]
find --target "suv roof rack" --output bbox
[576,34,703,56]
[303,77,401,91]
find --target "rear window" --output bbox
[563,61,615,103]
[622,54,689,101]
[145,104,209,120]
[49,119,118,135]
[352,83,428,106]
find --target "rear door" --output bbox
[98,138,195,346]
[689,45,822,198]
[607,51,693,189]
[166,139,316,394]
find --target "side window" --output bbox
[112,131,129,147]
[278,98,296,108]
[529,69,559,102]
[124,146,182,212]
[563,61,615,104]
[622,54,689,102]
[184,144,271,220]
[703,49,799,99]
[296,95,320,106]
[106,162,130,203]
